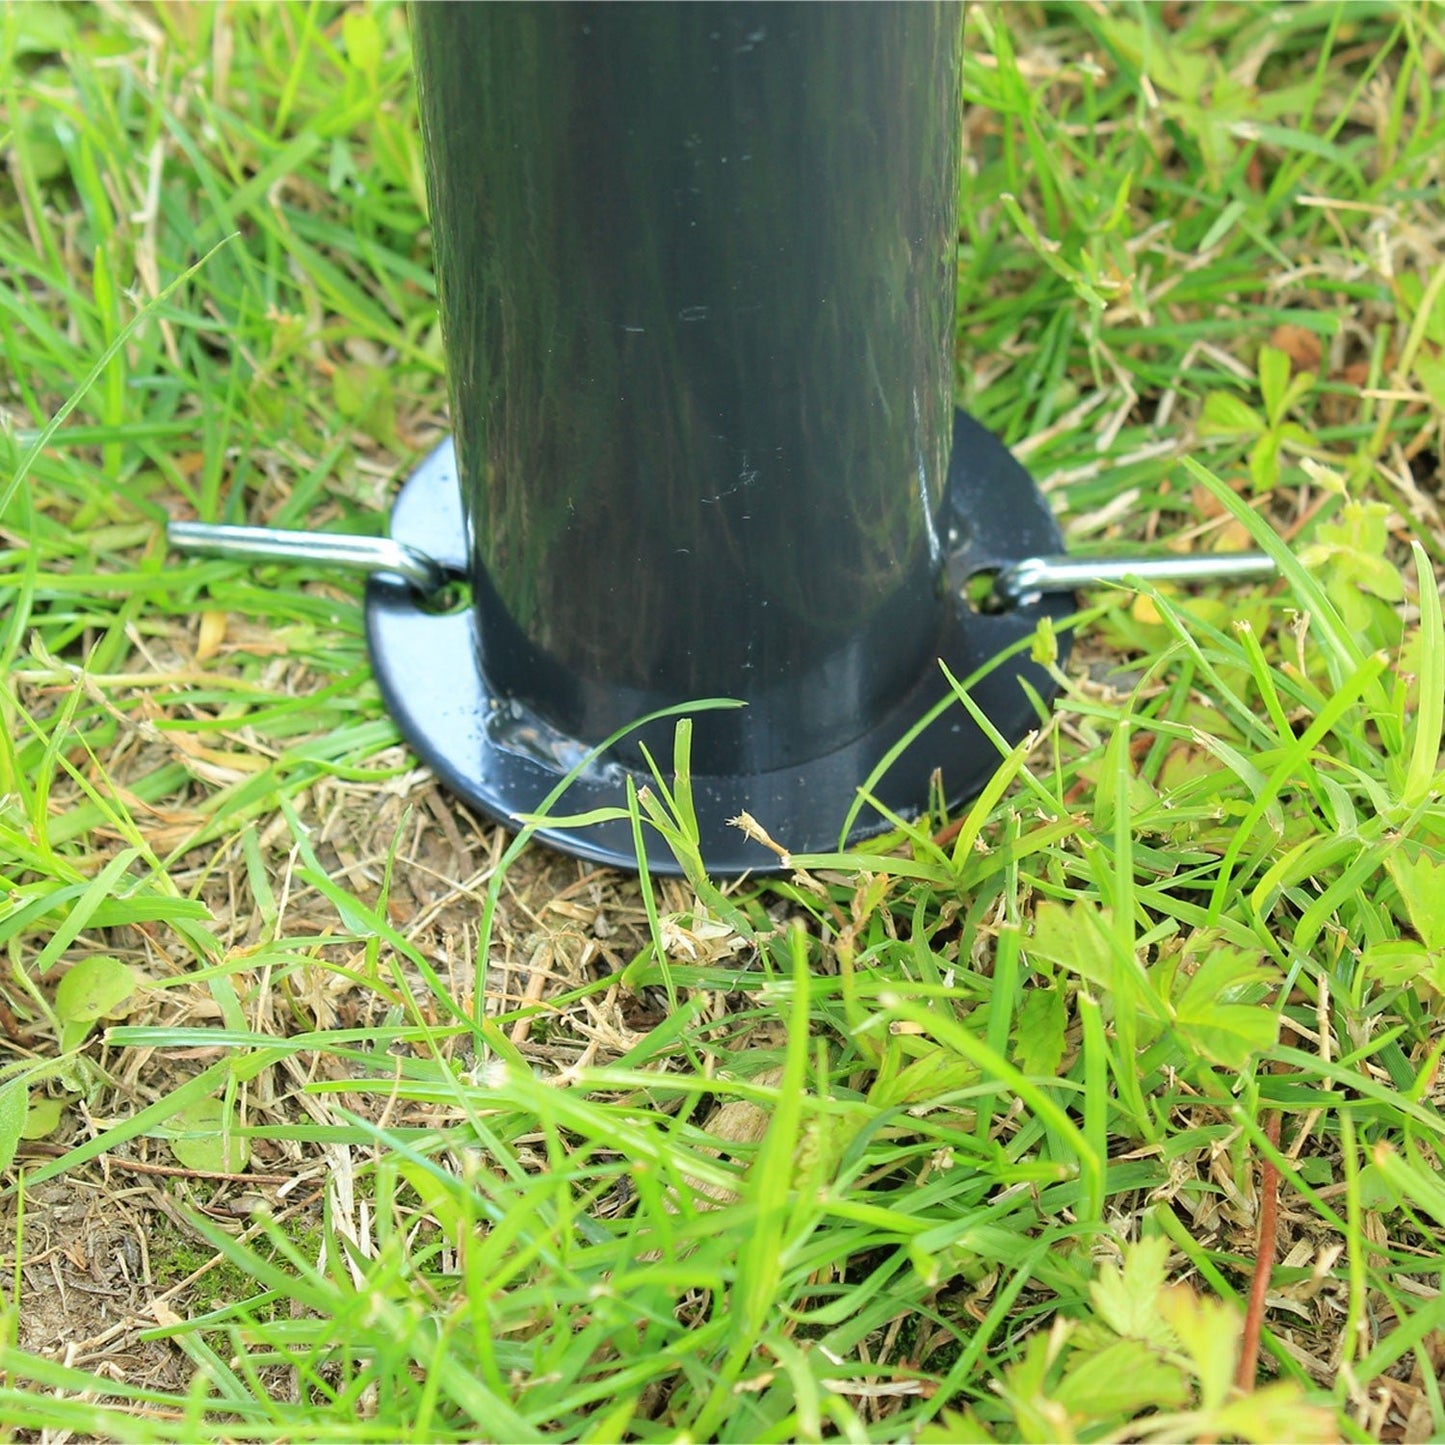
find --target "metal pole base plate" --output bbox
[365,409,1072,876]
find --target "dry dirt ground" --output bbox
[4,687,699,1395]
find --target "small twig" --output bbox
[1236,1108,1283,1391]
[99,1156,293,1185]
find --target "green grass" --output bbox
[1,1,1444,1440]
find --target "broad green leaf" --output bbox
[341,8,382,84]
[1157,1284,1239,1412]
[1089,1236,1175,1348]
[1014,987,1067,1079]
[1248,429,1281,492]
[915,1409,995,1444]
[0,1081,27,1174]
[1352,550,1407,602]
[1212,1382,1338,1444]
[1087,15,1211,101]
[992,1329,1074,1444]
[1258,345,1291,425]
[54,955,138,1051]
[1173,945,1273,1008]
[8,0,71,55]
[15,110,68,184]
[1387,852,1445,951]
[1027,899,1117,990]
[871,1047,979,1109]
[55,955,137,1024]
[329,362,398,448]
[1305,501,1404,601]
[164,1097,251,1174]
[1053,1338,1188,1419]
[1361,939,1444,993]
[1172,946,1278,1069]
[22,1094,65,1141]
[1356,1160,1402,1212]
[1197,390,1264,437]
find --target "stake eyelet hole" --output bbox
[961,568,1010,615]
[415,575,473,617]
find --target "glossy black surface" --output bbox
[382,1,1072,875]
[412,2,964,773]
[365,415,1072,876]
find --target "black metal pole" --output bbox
[366,2,1071,874]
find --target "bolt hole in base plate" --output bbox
[365,409,1073,877]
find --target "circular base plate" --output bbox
[366,409,1072,876]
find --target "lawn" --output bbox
[1,1,1443,1440]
